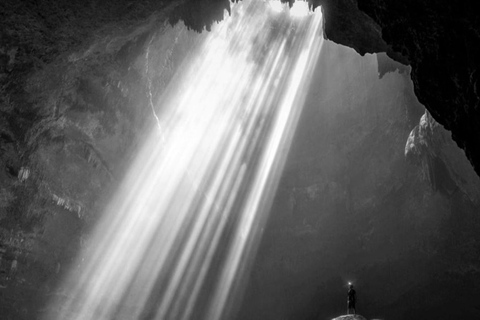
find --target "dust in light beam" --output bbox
[46,1,324,319]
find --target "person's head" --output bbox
[349,283,353,289]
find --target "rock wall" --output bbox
[304,0,480,176]
[0,14,204,317]
[356,0,480,176]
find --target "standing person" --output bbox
[347,283,356,315]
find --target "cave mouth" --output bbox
[44,2,324,320]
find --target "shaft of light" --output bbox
[46,1,324,320]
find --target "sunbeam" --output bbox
[46,1,324,319]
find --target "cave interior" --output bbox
[0,0,480,319]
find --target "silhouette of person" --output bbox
[347,283,356,315]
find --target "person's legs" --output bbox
[347,301,354,315]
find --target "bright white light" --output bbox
[269,0,284,13]
[289,0,310,17]
[269,0,311,17]
[46,1,324,320]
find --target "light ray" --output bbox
[45,1,325,320]
[269,0,285,13]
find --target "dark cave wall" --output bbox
[0,17,202,318]
[355,0,480,176]
[298,0,480,176]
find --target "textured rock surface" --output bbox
[0,14,203,318]
[286,0,480,176]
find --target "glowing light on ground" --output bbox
[46,1,324,319]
